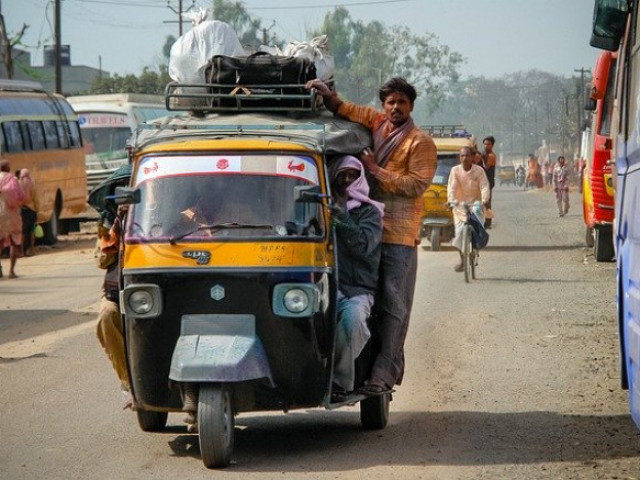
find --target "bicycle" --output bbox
[450,201,488,283]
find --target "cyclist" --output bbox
[447,146,491,272]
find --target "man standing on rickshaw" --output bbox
[307,77,436,394]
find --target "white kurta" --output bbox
[447,164,490,250]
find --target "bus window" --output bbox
[67,121,82,147]
[26,121,46,151]
[2,121,24,152]
[56,121,70,148]
[42,121,60,149]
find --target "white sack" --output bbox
[169,20,245,84]
[283,34,335,82]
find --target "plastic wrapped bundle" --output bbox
[169,19,245,107]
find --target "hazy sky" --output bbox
[7,0,598,80]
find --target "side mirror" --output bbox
[111,186,141,205]
[590,0,628,51]
[294,184,325,203]
[585,97,597,111]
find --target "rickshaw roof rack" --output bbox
[132,109,373,156]
[164,82,319,113]
[422,124,471,138]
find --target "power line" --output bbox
[247,0,412,10]
[73,0,166,7]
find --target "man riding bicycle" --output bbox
[447,146,491,272]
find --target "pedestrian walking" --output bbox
[553,156,570,217]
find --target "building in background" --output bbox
[0,46,108,95]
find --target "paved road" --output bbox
[0,186,638,479]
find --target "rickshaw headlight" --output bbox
[129,290,154,314]
[283,288,309,313]
[272,284,319,318]
[122,284,163,318]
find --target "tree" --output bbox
[163,35,177,63]
[87,67,170,95]
[427,70,585,160]
[0,14,28,79]
[311,7,463,110]
[211,0,262,50]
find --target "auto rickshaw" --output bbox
[419,126,473,251]
[110,84,391,469]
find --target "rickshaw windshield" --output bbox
[431,155,459,185]
[125,153,325,242]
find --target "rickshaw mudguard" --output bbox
[422,217,453,228]
[168,314,274,386]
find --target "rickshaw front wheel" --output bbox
[360,393,390,430]
[198,383,235,469]
[136,409,168,432]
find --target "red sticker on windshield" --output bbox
[217,158,229,170]
[288,160,305,172]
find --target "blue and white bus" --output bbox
[590,0,640,430]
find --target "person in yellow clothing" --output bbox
[306,77,436,394]
[95,211,133,409]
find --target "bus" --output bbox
[582,50,616,262]
[590,0,640,431]
[0,80,87,244]
[66,94,170,192]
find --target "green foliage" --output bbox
[212,0,261,49]
[163,35,177,62]
[426,70,587,159]
[87,66,171,95]
[311,7,463,110]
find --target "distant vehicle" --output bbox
[66,94,171,192]
[497,165,516,186]
[581,50,616,262]
[0,80,87,244]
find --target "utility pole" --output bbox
[261,21,276,45]
[166,0,194,37]
[54,0,61,93]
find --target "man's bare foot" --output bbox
[8,272,17,279]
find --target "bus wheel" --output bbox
[594,227,614,262]
[42,209,61,245]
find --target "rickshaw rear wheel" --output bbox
[360,393,390,430]
[430,228,441,251]
[198,383,234,469]
[136,409,168,432]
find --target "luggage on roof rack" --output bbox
[165,82,320,113]
[166,52,321,113]
[422,125,471,138]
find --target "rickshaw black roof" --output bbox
[131,110,373,156]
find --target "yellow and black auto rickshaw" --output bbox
[419,126,473,251]
[109,84,391,469]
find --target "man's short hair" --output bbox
[482,136,495,145]
[460,146,472,156]
[379,77,417,104]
